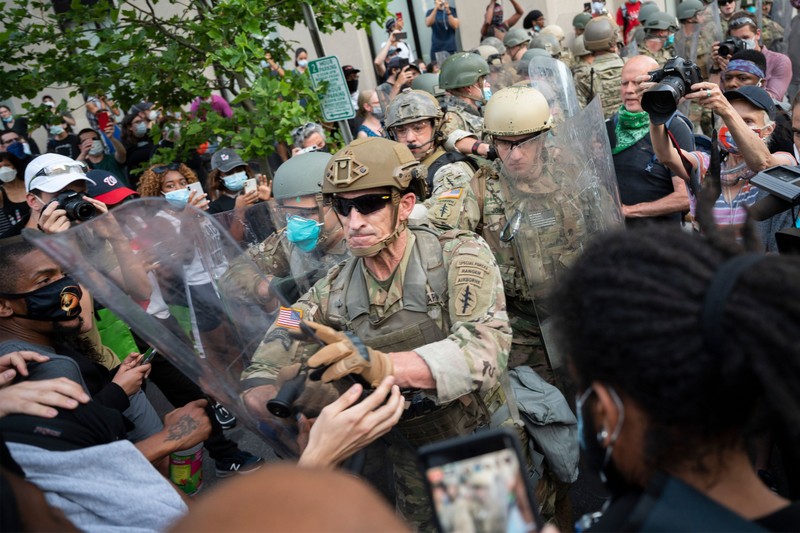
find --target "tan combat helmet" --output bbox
[540,24,566,43]
[323,138,426,256]
[572,34,592,57]
[483,86,554,138]
[529,33,562,58]
[583,17,619,52]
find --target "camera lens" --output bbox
[641,78,685,124]
[73,202,96,221]
[60,193,97,221]
[718,43,732,56]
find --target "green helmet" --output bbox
[411,73,445,99]
[483,86,553,137]
[385,89,443,132]
[521,48,551,62]
[572,34,591,57]
[323,138,426,256]
[644,11,680,32]
[638,2,661,25]
[480,36,506,55]
[572,12,592,30]
[439,52,490,90]
[583,17,619,51]
[273,151,333,201]
[503,28,532,48]
[529,33,562,58]
[677,0,704,21]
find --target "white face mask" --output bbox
[0,166,16,183]
[89,140,104,156]
[297,59,308,68]
[148,110,158,121]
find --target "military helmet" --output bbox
[521,48,551,62]
[583,17,619,51]
[385,89,443,132]
[323,137,426,199]
[540,24,566,42]
[483,86,554,137]
[644,11,680,32]
[529,33,562,58]
[638,2,661,25]
[411,73,445,99]
[480,36,506,55]
[439,52,490,90]
[572,12,592,29]
[677,0,704,21]
[273,151,333,201]
[473,44,500,60]
[503,27,532,48]
[572,35,591,57]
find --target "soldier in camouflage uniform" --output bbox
[677,0,712,78]
[385,89,479,207]
[429,86,613,527]
[218,151,349,307]
[633,2,661,45]
[241,137,512,531]
[574,17,625,118]
[571,35,594,78]
[760,0,785,51]
[438,52,490,144]
[638,12,679,65]
[540,24,574,69]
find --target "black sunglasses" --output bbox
[331,194,391,217]
[152,162,181,174]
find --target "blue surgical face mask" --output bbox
[134,122,147,138]
[483,86,493,102]
[285,215,322,252]
[1,115,13,123]
[50,125,64,136]
[666,34,675,46]
[223,171,247,192]
[297,59,309,68]
[163,188,190,209]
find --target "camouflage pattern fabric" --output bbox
[761,16,784,50]
[558,49,574,70]
[570,60,591,81]
[638,43,674,66]
[574,53,625,118]
[440,95,484,140]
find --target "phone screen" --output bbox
[395,31,408,40]
[419,430,540,533]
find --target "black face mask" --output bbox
[576,386,635,497]
[0,275,83,322]
[346,79,359,93]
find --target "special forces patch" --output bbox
[452,257,490,316]
[455,284,478,316]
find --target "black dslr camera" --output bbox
[641,56,702,124]
[718,37,745,57]
[51,190,96,221]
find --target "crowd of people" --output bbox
[1,0,800,531]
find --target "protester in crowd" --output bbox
[522,9,546,33]
[616,0,642,46]
[85,94,123,132]
[41,95,76,137]
[552,223,800,530]
[712,11,792,101]
[343,65,361,109]
[76,126,128,182]
[120,113,155,189]
[374,17,415,80]
[189,94,233,120]
[45,120,80,159]
[482,0,524,40]
[290,122,329,155]
[611,56,691,226]
[426,0,460,59]
[206,148,270,214]
[356,90,385,139]
[376,56,421,105]
[649,83,796,250]
[0,152,29,239]
[0,105,39,155]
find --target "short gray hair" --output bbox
[291,122,326,148]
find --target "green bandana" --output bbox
[612,106,650,155]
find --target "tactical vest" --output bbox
[325,225,450,352]
[589,53,625,119]
[423,149,479,196]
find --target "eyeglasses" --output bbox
[331,194,391,217]
[393,121,431,138]
[280,205,320,220]
[152,163,181,174]
[493,132,542,154]
[33,161,88,179]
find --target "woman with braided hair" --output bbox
[551,217,800,529]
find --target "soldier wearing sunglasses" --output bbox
[242,137,510,531]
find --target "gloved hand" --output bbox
[304,321,394,388]
[275,363,340,419]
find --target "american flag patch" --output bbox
[438,188,462,199]
[276,307,303,329]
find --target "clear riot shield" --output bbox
[771,0,793,34]
[707,2,724,42]
[756,0,764,33]
[620,38,639,59]
[211,200,276,249]
[528,56,581,121]
[496,96,623,354]
[674,24,701,62]
[28,198,329,459]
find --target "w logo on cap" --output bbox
[104,175,118,187]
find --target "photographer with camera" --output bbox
[711,12,792,101]
[645,74,796,248]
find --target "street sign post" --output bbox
[308,56,356,124]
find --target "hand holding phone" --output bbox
[97,111,110,132]
[243,178,258,195]
[138,347,157,366]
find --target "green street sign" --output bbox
[308,56,356,122]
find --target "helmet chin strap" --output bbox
[350,194,407,257]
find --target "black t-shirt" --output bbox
[47,134,81,159]
[208,194,236,214]
[124,138,155,190]
[755,502,800,532]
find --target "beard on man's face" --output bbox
[51,317,104,363]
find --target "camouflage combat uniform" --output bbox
[420,148,478,202]
[242,226,511,531]
[761,16,784,50]
[574,52,625,118]
[638,43,674,66]
[439,94,484,141]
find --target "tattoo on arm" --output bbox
[165,415,198,441]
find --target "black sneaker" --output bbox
[212,401,236,430]
[215,451,264,478]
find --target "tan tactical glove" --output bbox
[304,321,394,388]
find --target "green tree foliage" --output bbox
[0,0,387,164]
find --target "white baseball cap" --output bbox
[24,153,96,193]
